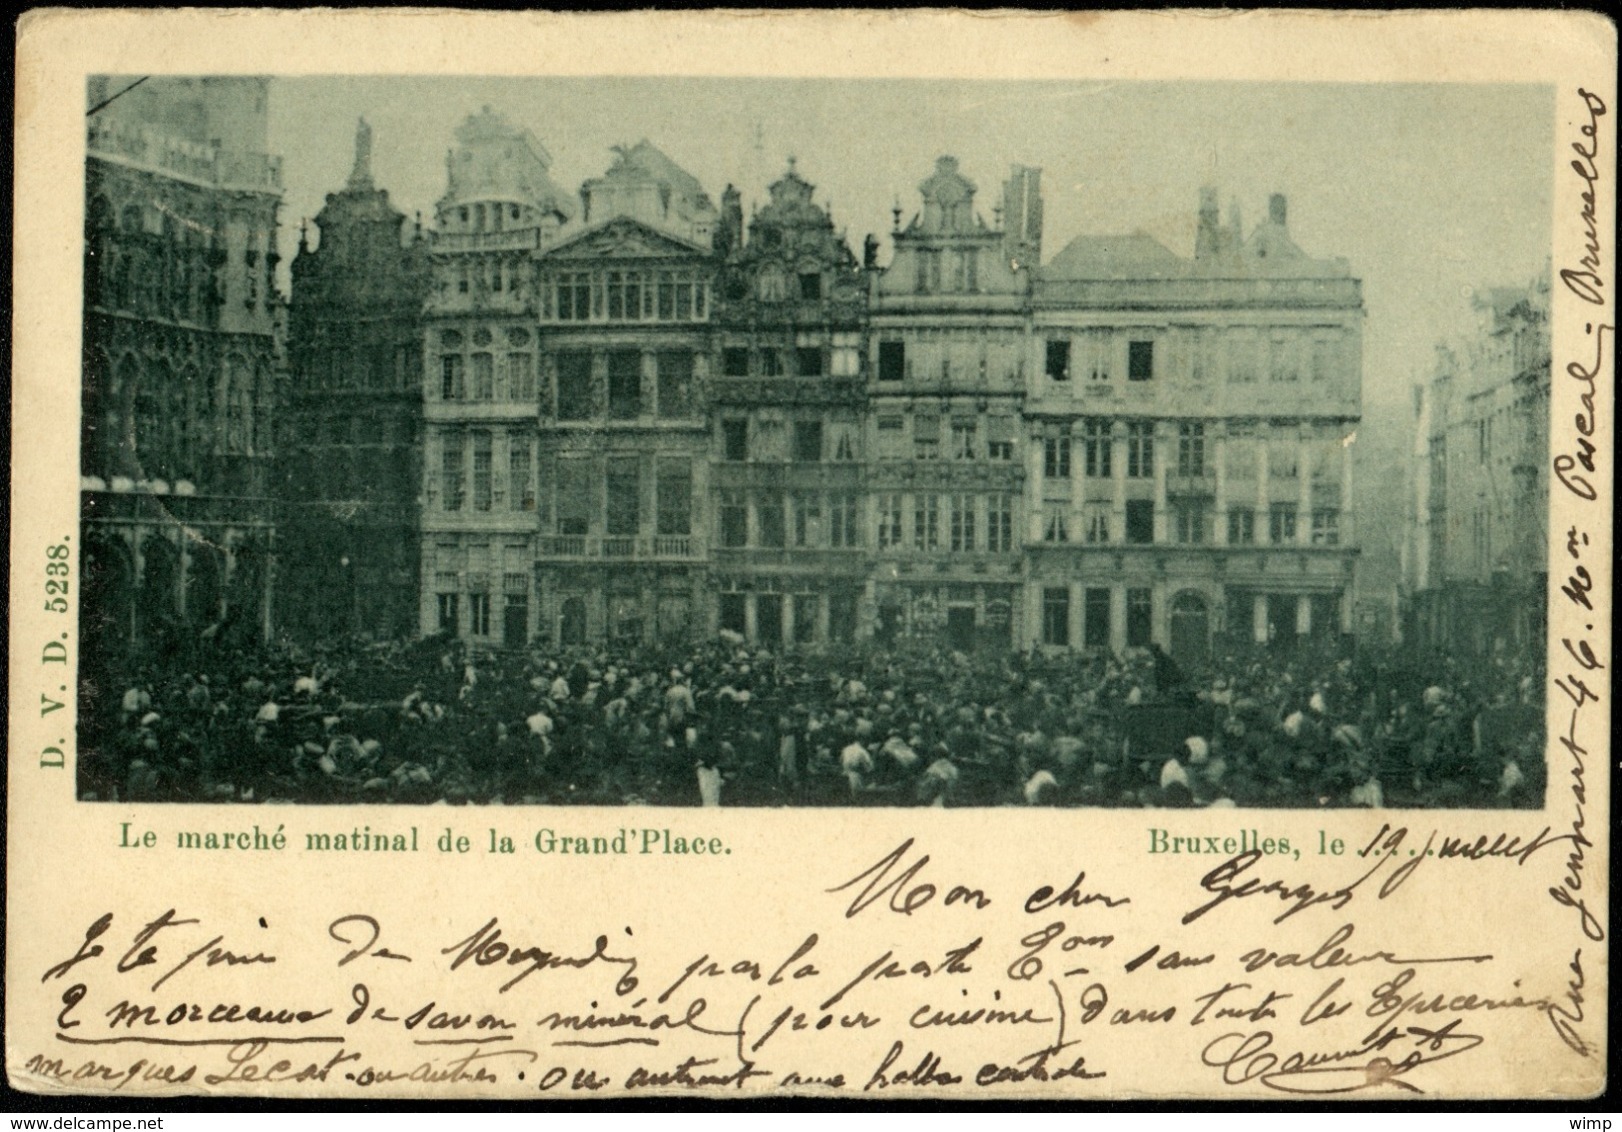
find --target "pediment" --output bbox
[542,218,709,262]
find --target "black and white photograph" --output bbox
[77,74,1554,811]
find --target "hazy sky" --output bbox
[268,77,1552,412]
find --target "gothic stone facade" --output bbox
[81,76,284,658]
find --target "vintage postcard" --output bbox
[7,8,1614,1100]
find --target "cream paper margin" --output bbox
[8,8,1614,1101]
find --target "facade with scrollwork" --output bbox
[709,161,870,646]
[865,158,1037,652]
[80,76,284,658]
[282,120,430,641]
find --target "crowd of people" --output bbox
[79,628,1547,810]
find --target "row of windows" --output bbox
[717,494,862,550]
[876,332,1345,386]
[720,419,860,463]
[439,352,536,402]
[874,494,1017,554]
[1041,586,1150,648]
[542,271,711,323]
[873,416,1018,462]
[556,350,696,420]
[440,431,538,513]
[1037,502,1339,547]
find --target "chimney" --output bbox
[1002,164,1044,267]
[1269,193,1288,228]
[1195,186,1220,259]
[718,184,743,257]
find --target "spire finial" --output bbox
[347,116,374,190]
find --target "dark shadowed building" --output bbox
[282,119,430,640]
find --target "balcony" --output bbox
[87,120,282,192]
[537,534,699,560]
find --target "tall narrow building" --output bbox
[283,119,430,639]
[530,141,716,645]
[81,76,285,655]
[866,156,1032,651]
[419,107,574,646]
[710,160,868,646]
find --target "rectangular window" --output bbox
[877,417,905,460]
[913,495,940,551]
[1177,422,1206,476]
[832,425,857,462]
[472,353,494,401]
[1043,506,1069,543]
[830,494,859,548]
[913,415,940,461]
[1085,505,1110,545]
[793,420,824,462]
[719,493,747,548]
[556,460,592,535]
[1311,508,1341,546]
[759,349,784,377]
[509,436,533,511]
[507,353,534,401]
[437,592,459,634]
[1042,587,1071,647]
[1083,420,1112,478]
[1269,336,1298,383]
[951,421,977,460]
[1084,588,1111,648]
[1044,435,1071,479]
[878,494,904,549]
[1228,507,1256,545]
[1269,502,1298,544]
[878,340,905,382]
[556,272,592,321]
[793,493,821,548]
[722,347,749,377]
[1269,444,1299,480]
[606,467,640,537]
[1126,422,1155,478]
[723,419,748,462]
[1045,339,1071,381]
[1128,340,1155,382]
[556,352,593,420]
[987,495,1013,552]
[607,351,641,419]
[757,496,786,549]
[1125,499,1154,544]
[1311,337,1333,383]
[950,495,976,552]
[798,272,822,301]
[656,350,693,419]
[441,354,464,401]
[656,461,692,536]
[441,433,465,512]
[1174,501,1206,544]
[472,431,493,512]
[468,593,491,637]
[1126,588,1152,646]
[796,346,823,377]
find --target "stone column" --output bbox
[1297,431,1313,547]
[1340,433,1355,545]
[781,592,794,645]
[1296,593,1312,636]
[1111,423,1127,544]
[1152,421,1169,544]
[1256,437,1271,539]
[817,591,831,643]
[1110,584,1128,654]
[1070,581,1083,648]
[1213,425,1228,546]
[1027,430,1046,543]
[744,593,758,642]
[1253,593,1269,644]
